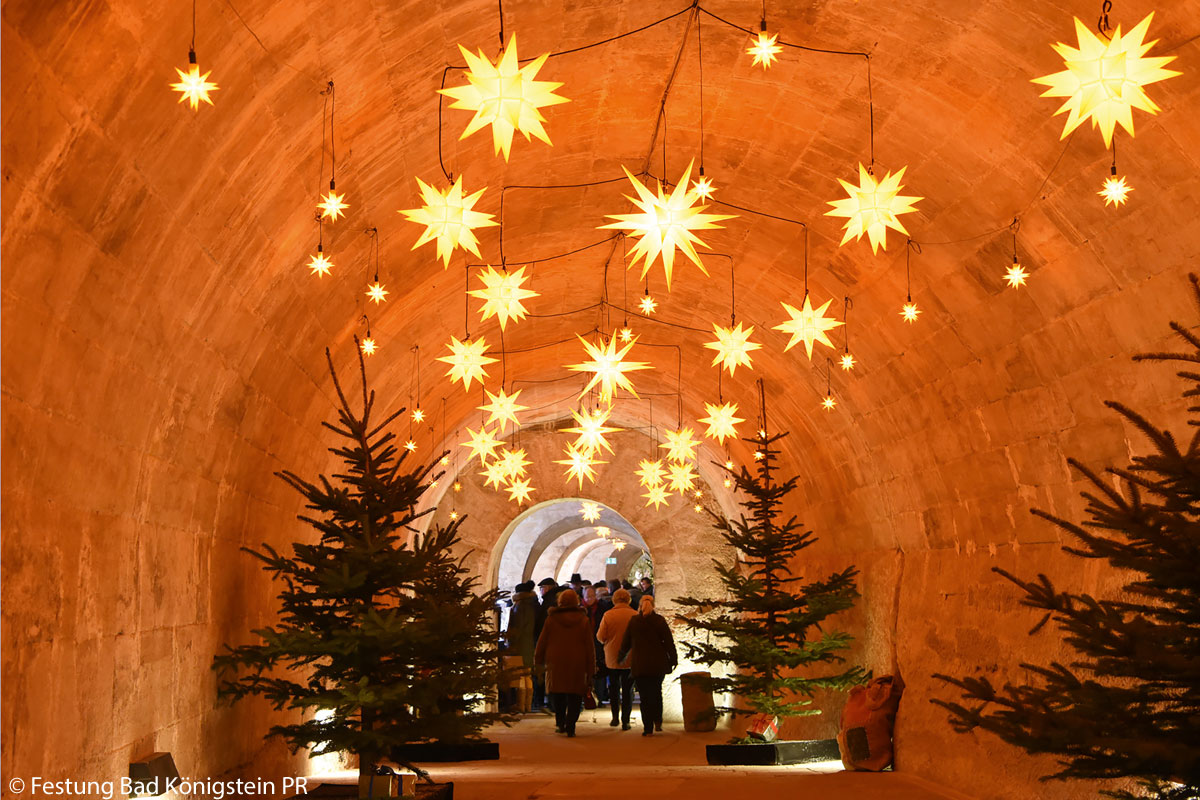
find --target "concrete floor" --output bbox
[395,711,976,800]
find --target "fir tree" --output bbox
[213,346,506,782]
[934,275,1200,800]
[675,394,867,732]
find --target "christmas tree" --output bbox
[675,388,867,733]
[934,275,1200,800]
[213,346,506,783]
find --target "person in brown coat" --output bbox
[618,594,677,736]
[596,588,638,729]
[534,589,595,737]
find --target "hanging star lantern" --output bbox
[773,295,845,358]
[580,501,602,523]
[469,265,539,329]
[900,301,921,323]
[705,322,762,375]
[412,408,426,423]
[840,353,857,371]
[404,439,417,452]
[600,161,735,289]
[555,443,605,488]
[699,401,744,445]
[826,164,922,253]
[1100,174,1132,207]
[400,176,498,267]
[638,294,658,315]
[479,387,528,432]
[366,282,389,304]
[360,337,378,356]
[667,461,699,495]
[618,327,634,342]
[693,174,715,199]
[307,248,333,277]
[635,458,666,489]
[481,459,509,490]
[318,190,349,222]
[439,454,450,466]
[438,335,498,390]
[170,59,218,111]
[439,34,570,161]
[453,481,462,492]
[659,427,700,464]
[507,477,535,504]
[613,539,627,551]
[1004,261,1029,288]
[564,406,621,454]
[596,525,611,539]
[460,424,502,464]
[497,447,532,481]
[643,484,670,510]
[747,31,783,69]
[449,509,460,521]
[1031,14,1180,148]
[822,395,837,410]
[567,332,652,404]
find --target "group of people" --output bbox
[505,575,677,738]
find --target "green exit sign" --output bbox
[606,557,617,565]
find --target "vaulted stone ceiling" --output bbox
[2,0,1197,796]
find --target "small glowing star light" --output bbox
[318,190,349,222]
[404,439,417,452]
[840,353,857,371]
[638,295,658,315]
[170,55,218,111]
[1100,174,1132,207]
[748,31,783,69]
[826,164,922,253]
[413,408,426,423]
[400,176,498,267]
[822,395,837,410]
[900,302,921,323]
[660,427,700,464]
[666,461,698,495]
[705,322,762,375]
[773,295,845,359]
[1004,260,1029,289]
[497,448,531,481]
[360,337,377,356]
[438,335,498,390]
[507,477,535,504]
[449,509,460,521]
[439,34,570,161]
[308,247,333,277]
[567,332,651,404]
[469,265,539,329]
[366,282,389,304]
[555,443,605,488]
[460,424,502,464]
[642,484,670,510]
[1031,14,1180,147]
[564,406,620,454]
[600,161,735,289]
[635,458,666,489]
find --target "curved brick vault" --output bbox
[2,0,1198,798]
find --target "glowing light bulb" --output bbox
[449,510,459,521]
[366,282,389,304]
[840,353,856,371]
[453,481,462,492]
[747,31,783,69]
[1100,174,1132,207]
[822,395,836,410]
[360,337,377,356]
[404,439,417,452]
[900,302,920,323]
[638,295,657,315]
[412,408,426,423]
[318,190,350,222]
[1004,260,1028,289]
[723,478,732,488]
[619,327,634,342]
[439,455,450,466]
[308,247,333,277]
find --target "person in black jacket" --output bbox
[532,577,560,712]
[618,594,677,736]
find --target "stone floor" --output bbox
[321,710,976,800]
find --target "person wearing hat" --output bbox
[532,577,559,712]
[618,594,677,735]
[534,589,596,737]
[504,580,538,713]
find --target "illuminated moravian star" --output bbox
[773,295,845,359]
[439,34,570,161]
[170,62,218,110]
[659,427,700,464]
[900,302,921,323]
[840,353,857,371]
[507,477,535,504]
[400,176,498,267]
[1031,14,1180,148]
[1004,263,1028,288]
[567,332,652,404]
[555,443,606,488]
[699,402,744,445]
[497,448,532,481]
[822,395,837,410]
[468,265,539,329]
[666,461,699,495]
[1099,175,1132,207]
[704,322,762,375]
[366,282,389,304]
[825,164,922,253]
[747,31,783,69]
[318,190,349,222]
[564,406,620,455]
[638,295,658,315]
[360,337,377,356]
[307,249,333,277]
[460,424,502,464]
[438,335,498,390]
[481,459,509,489]
[600,161,735,289]
[642,484,670,510]
[635,458,666,489]
[580,501,602,523]
[478,387,528,432]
